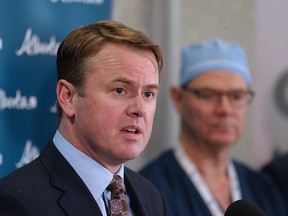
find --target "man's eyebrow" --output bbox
[112,77,159,90]
[112,77,132,84]
[145,84,159,90]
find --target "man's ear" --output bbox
[170,85,184,115]
[56,79,76,118]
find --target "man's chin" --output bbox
[210,136,237,146]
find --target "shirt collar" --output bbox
[53,130,124,201]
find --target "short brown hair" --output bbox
[56,20,163,123]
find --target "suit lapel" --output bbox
[40,141,103,216]
[59,178,103,216]
[125,168,150,216]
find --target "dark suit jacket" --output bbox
[0,141,167,216]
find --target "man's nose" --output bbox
[215,94,233,113]
[127,95,147,117]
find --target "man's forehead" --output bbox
[188,70,248,87]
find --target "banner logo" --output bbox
[16,28,60,56]
[15,140,40,168]
[50,0,104,5]
[0,88,38,110]
[50,101,57,113]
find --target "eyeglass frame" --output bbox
[182,86,255,107]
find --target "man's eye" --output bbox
[198,91,215,99]
[230,92,245,100]
[144,91,154,98]
[115,88,125,95]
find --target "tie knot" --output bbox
[107,175,126,194]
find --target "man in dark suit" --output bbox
[0,20,166,216]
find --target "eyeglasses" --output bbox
[183,87,255,107]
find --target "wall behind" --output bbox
[253,0,288,167]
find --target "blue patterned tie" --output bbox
[107,175,131,216]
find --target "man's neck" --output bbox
[180,136,230,177]
[180,135,232,209]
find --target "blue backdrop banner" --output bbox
[0,0,112,178]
